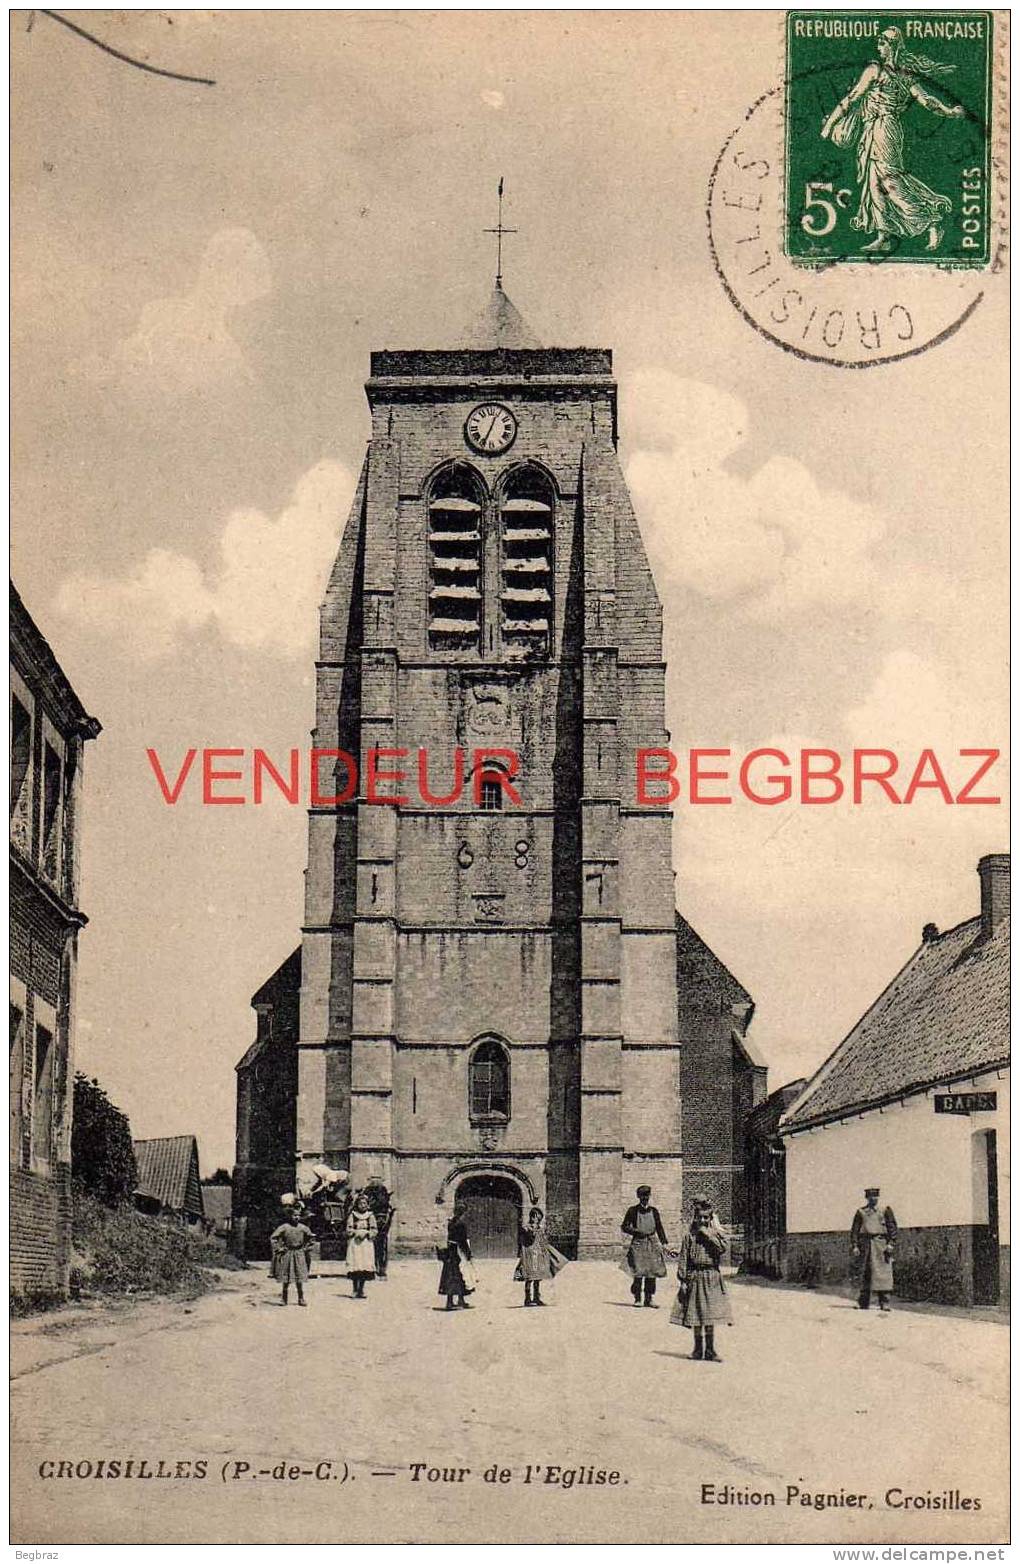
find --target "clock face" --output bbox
[464,403,517,455]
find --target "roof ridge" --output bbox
[782,908,1007,1132]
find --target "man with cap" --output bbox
[621,1185,668,1306]
[850,1187,898,1311]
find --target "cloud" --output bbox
[622,368,885,618]
[55,460,355,660]
[675,663,1007,1087]
[678,649,1007,951]
[480,89,505,109]
[76,228,271,393]
[845,648,1006,754]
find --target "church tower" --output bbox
[294,283,682,1257]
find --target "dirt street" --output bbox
[11,1261,1009,1545]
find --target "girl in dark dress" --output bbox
[269,1208,314,1307]
[437,1204,474,1310]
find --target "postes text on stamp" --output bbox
[786,11,992,266]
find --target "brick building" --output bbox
[10,584,101,1301]
[677,916,767,1257]
[234,290,757,1259]
[233,949,300,1259]
[742,1078,807,1278]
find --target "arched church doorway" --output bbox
[456,1175,522,1258]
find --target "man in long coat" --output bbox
[851,1186,898,1310]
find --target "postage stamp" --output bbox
[785,11,993,266]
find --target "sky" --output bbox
[11,12,1008,1173]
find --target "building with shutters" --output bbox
[234,286,759,1260]
[10,584,101,1301]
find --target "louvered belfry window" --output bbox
[428,465,484,654]
[500,467,553,658]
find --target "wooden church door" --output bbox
[456,1175,522,1258]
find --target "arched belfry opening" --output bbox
[427,463,486,655]
[499,465,554,659]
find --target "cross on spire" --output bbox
[484,176,518,288]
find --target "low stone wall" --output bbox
[741,1238,786,1280]
[785,1224,1001,1307]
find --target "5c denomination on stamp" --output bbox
[786,11,992,265]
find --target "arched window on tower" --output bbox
[428,464,485,654]
[469,1038,510,1124]
[500,467,554,659]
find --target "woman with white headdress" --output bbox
[821,26,965,252]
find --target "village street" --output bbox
[11,1262,1008,1547]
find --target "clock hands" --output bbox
[465,404,515,453]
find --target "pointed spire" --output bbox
[461,282,542,350]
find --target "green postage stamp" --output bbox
[785,12,992,265]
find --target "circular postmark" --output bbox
[707,76,997,368]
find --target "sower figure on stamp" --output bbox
[820,26,965,254]
[621,1185,668,1307]
[851,1187,898,1311]
[270,1207,314,1308]
[364,1175,394,1279]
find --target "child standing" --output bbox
[515,1206,567,1305]
[345,1192,378,1300]
[437,1204,474,1310]
[671,1197,732,1361]
[270,1207,314,1307]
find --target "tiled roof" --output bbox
[676,913,754,1010]
[748,1078,808,1135]
[235,1035,266,1074]
[10,581,101,737]
[782,915,1009,1131]
[133,1136,204,1218]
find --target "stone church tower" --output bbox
[233,286,762,1260]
